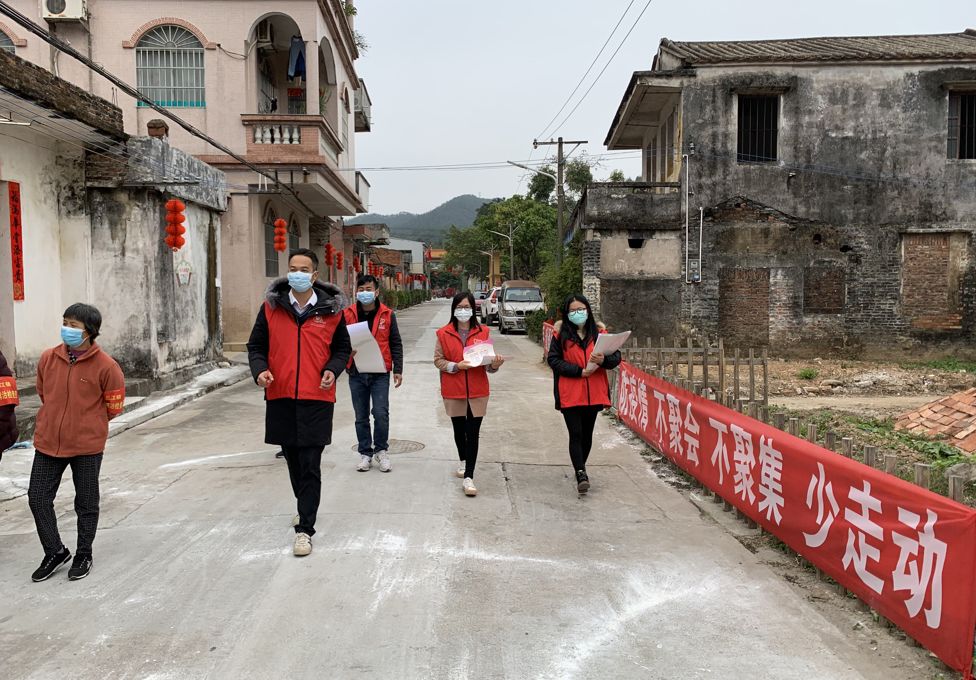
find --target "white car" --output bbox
[481,287,501,325]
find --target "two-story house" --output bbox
[2,0,373,349]
[572,29,976,357]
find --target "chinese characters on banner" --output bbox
[8,182,24,301]
[0,376,18,406]
[615,362,976,677]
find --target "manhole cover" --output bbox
[349,439,425,454]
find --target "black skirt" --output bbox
[264,398,336,447]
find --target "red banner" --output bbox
[542,321,555,361]
[8,182,24,301]
[616,362,976,676]
[0,376,18,406]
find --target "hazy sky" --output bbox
[354,1,975,215]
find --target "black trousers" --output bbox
[451,406,483,479]
[283,445,324,537]
[561,406,602,472]
[28,451,103,556]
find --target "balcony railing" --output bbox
[354,79,372,132]
[241,114,343,164]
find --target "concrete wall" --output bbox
[679,62,976,226]
[0,128,89,375]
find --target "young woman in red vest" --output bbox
[344,274,404,473]
[547,294,621,494]
[434,292,505,496]
[247,248,351,557]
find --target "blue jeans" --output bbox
[349,372,390,455]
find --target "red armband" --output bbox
[103,388,125,416]
[0,376,18,406]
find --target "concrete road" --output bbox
[0,300,916,679]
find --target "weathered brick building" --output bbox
[573,29,976,357]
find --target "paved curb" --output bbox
[108,365,251,439]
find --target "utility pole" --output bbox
[533,136,587,266]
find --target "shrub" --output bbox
[797,368,819,380]
[526,309,550,342]
[385,289,430,311]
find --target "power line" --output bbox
[549,0,655,138]
[535,0,637,141]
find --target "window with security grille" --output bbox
[0,32,14,54]
[136,26,205,108]
[264,206,279,278]
[737,95,779,163]
[948,92,976,160]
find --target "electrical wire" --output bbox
[535,0,637,141]
[548,0,656,138]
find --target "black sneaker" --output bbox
[275,450,285,459]
[576,470,590,494]
[31,547,71,582]
[68,554,93,581]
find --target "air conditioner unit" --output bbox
[255,20,276,50]
[42,0,87,21]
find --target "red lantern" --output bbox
[273,218,288,252]
[164,198,187,251]
[353,257,361,273]
[396,272,403,284]
[336,252,344,270]
[325,242,335,267]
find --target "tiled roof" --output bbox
[661,29,976,65]
[895,388,976,453]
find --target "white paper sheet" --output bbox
[463,340,496,367]
[585,331,631,371]
[347,321,388,374]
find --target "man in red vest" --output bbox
[247,249,351,557]
[344,275,404,473]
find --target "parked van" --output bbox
[498,280,544,334]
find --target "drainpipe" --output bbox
[697,207,704,283]
[683,154,691,284]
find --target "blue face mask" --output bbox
[61,326,86,348]
[288,271,314,293]
[567,310,588,326]
[356,291,376,305]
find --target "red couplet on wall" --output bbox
[615,362,976,677]
[8,182,24,301]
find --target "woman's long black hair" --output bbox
[450,291,482,331]
[558,294,599,346]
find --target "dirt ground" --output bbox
[767,357,975,401]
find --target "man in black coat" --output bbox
[247,249,351,557]
[0,349,18,461]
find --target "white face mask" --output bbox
[454,308,473,322]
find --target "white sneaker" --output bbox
[455,464,465,478]
[292,514,299,527]
[293,533,312,557]
[462,478,478,497]
[357,455,372,472]
[376,451,392,472]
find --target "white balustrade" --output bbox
[252,124,301,145]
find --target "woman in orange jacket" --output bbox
[433,292,505,497]
[547,295,621,494]
[28,303,125,582]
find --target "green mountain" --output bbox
[348,194,497,245]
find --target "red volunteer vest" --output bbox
[265,301,342,402]
[437,324,491,400]
[557,333,611,409]
[343,303,394,372]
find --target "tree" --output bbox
[565,157,595,198]
[442,225,490,283]
[473,196,557,280]
[608,169,626,182]
[527,165,556,203]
